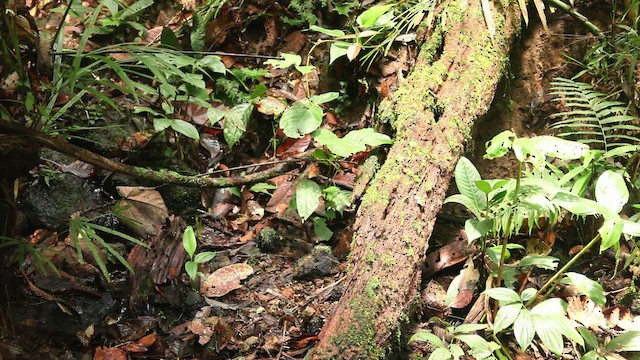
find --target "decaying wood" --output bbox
[0,121,311,188]
[309,0,522,358]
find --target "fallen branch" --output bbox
[0,121,310,188]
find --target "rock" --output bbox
[19,172,108,229]
[292,245,339,280]
[257,227,282,252]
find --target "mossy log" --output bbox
[309,0,522,358]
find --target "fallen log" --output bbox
[309,0,523,358]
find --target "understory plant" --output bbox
[420,130,640,359]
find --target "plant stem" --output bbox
[524,233,601,308]
[495,161,522,287]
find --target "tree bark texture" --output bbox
[310,1,522,358]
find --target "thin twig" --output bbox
[48,49,284,60]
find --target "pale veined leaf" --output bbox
[595,170,628,214]
[514,308,535,351]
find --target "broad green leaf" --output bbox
[528,136,590,160]
[456,334,500,359]
[452,323,488,334]
[183,226,197,258]
[530,298,566,317]
[464,218,492,242]
[313,128,392,157]
[197,55,226,73]
[428,347,453,360]
[493,303,522,333]
[514,308,535,351]
[118,0,153,20]
[281,102,323,138]
[443,194,481,219]
[154,117,173,131]
[295,180,322,221]
[309,25,345,37]
[224,103,253,147]
[599,217,623,251]
[532,315,564,355]
[555,317,584,346]
[603,145,640,158]
[265,53,302,69]
[579,327,598,350]
[323,186,351,214]
[606,331,640,352]
[517,255,558,270]
[194,251,216,264]
[484,288,521,303]
[357,4,394,28]
[551,191,604,216]
[454,157,486,214]
[185,260,198,280]
[408,330,445,347]
[564,272,606,306]
[207,107,226,124]
[329,41,351,64]
[160,27,180,49]
[484,130,515,159]
[622,219,640,237]
[520,288,537,302]
[448,344,465,360]
[311,92,339,105]
[313,217,333,241]
[170,119,200,140]
[595,170,628,214]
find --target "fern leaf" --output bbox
[549,78,640,151]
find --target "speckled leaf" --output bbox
[200,263,254,298]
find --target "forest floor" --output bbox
[1,1,638,360]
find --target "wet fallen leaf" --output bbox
[60,160,95,178]
[265,181,295,214]
[445,258,479,308]
[201,263,254,298]
[424,239,475,276]
[116,186,169,236]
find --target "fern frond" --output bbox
[549,77,640,151]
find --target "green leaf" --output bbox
[250,183,277,195]
[527,136,590,160]
[194,251,216,264]
[311,92,339,105]
[465,218,492,242]
[454,157,486,214]
[517,255,558,270]
[117,0,153,20]
[579,327,598,350]
[310,25,345,37]
[530,298,566,317]
[564,272,606,306]
[330,41,351,64]
[599,217,623,251]
[493,303,522,333]
[429,347,453,360]
[356,4,394,28]
[170,119,200,140]
[551,191,604,216]
[313,128,392,157]
[265,53,302,69]
[408,330,445,348]
[484,288,521,303]
[323,186,351,214]
[595,170,628,214]
[185,260,198,281]
[514,308,535,351]
[197,55,226,74]
[532,315,564,356]
[456,334,499,359]
[281,102,323,138]
[160,27,180,49]
[448,344,465,360]
[154,117,172,131]
[183,226,197,259]
[313,217,333,241]
[452,323,488,334]
[224,103,253,147]
[295,180,322,221]
[606,331,640,352]
[484,130,516,159]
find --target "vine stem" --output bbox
[495,161,522,287]
[524,233,601,308]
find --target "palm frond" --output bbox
[549,78,640,152]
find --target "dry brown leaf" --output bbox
[446,258,479,308]
[567,296,607,331]
[93,347,127,360]
[256,97,287,116]
[265,181,295,214]
[117,186,169,236]
[200,263,254,298]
